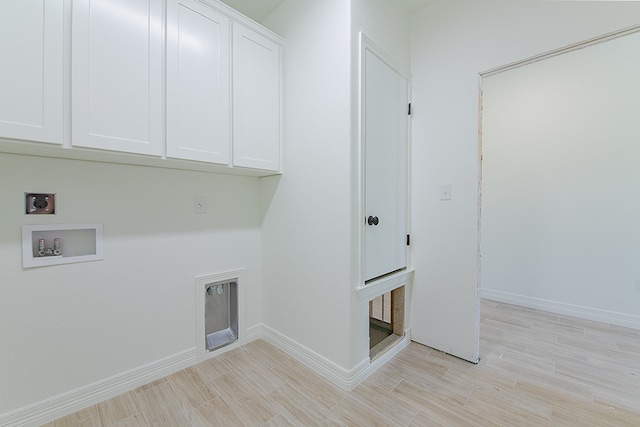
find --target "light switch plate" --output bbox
[194,196,207,214]
[26,193,56,214]
[440,184,452,201]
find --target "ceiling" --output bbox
[218,0,437,23]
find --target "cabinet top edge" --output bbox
[194,0,284,43]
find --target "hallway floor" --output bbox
[46,300,640,426]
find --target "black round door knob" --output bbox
[367,216,379,226]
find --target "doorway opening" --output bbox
[369,286,405,359]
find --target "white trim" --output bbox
[356,269,414,301]
[359,33,410,81]
[195,0,283,44]
[480,24,640,77]
[222,322,410,390]
[475,73,484,363]
[482,289,640,330]
[357,31,411,288]
[0,349,197,427]
[360,333,411,378]
[2,322,411,426]
[258,325,366,391]
[245,324,263,342]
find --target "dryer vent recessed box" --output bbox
[26,193,55,214]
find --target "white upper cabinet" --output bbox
[0,0,63,144]
[0,0,282,175]
[72,0,163,156]
[232,24,281,172]
[166,0,231,164]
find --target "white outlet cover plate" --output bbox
[194,196,207,214]
[440,184,452,201]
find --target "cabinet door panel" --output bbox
[72,0,162,155]
[363,48,408,282]
[232,24,280,171]
[0,0,63,143]
[166,0,230,164]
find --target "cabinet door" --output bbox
[363,47,409,282]
[166,0,230,164]
[0,0,63,144]
[72,0,163,156]
[232,24,281,171]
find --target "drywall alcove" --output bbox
[22,223,103,268]
[205,280,238,351]
[195,269,246,360]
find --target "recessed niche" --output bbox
[196,269,246,361]
[22,223,104,268]
[369,285,405,360]
[205,280,238,352]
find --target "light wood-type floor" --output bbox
[45,300,640,426]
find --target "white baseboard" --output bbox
[255,324,404,391]
[258,324,366,390]
[357,332,411,383]
[1,348,198,427]
[481,289,640,330]
[245,324,263,343]
[3,324,410,426]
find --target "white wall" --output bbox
[482,29,640,326]
[410,0,640,361]
[260,0,355,370]
[0,154,262,416]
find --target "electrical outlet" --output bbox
[194,196,207,214]
[26,193,56,214]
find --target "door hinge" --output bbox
[406,234,411,246]
[408,103,412,116]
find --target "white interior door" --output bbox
[363,46,409,282]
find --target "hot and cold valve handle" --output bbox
[367,215,379,226]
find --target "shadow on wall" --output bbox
[258,174,282,226]
[0,153,268,238]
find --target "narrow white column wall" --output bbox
[260,0,355,369]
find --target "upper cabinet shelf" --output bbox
[0,0,282,176]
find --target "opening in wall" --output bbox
[369,285,405,360]
[196,269,246,360]
[205,279,238,352]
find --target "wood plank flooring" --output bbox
[45,300,640,426]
